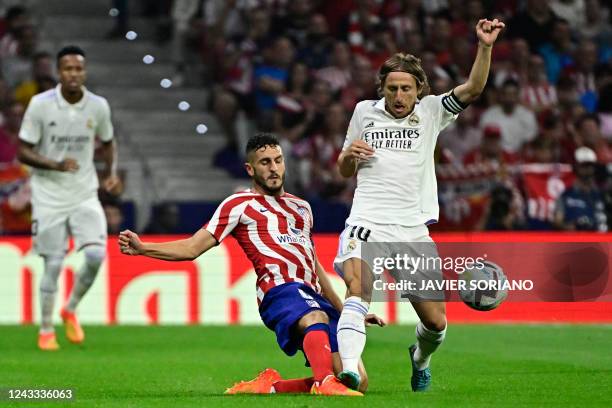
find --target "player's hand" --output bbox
[347,140,375,162]
[103,175,122,195]
[118,229,144,256]
[56,158,79,172]
[476,18,505,47]
[365,313,386,327]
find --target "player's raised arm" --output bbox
[453,18,505,104]
[118,228,217,261]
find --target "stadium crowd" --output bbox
[0,0,611,234]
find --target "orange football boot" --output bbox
[38,332,60,351]
[310,375,363,396]
[225,368,281,394]
[60,308,84,344]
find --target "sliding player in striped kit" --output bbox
[334,19,505,392]
[119,134,384,396]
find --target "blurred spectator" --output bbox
[538,19,573,84]
[479,79,538,154]
[521,54,558,112]
[562,40,599,112]
[386,0,425,51]
[13,51,55,107]
[438,106,481,164]
[340,55,377,111]
[271,0,313,48]
[0,101,23,163]
[574,113,612,162]
[302,79,334,137]
[316,41,352,93]
[0,78,12,125]
[144,203,180,234]
[507,0,560,53]
[253,36,294,129]
[343,0,381,55]
[463,126,518,165]
[295,103,352,201]
[554,147,607,231]
[579,0,612,44]
[2,24,37,87]
[102,197,125,235]
[549,0,586,31]
[0,5,29,58]
[274,62,310,143]
[426,15,452,67]
[494,38,530,88]
[296,13,334,69]
[484,184,524,231]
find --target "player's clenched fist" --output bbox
[475,18,504,46]
[118,230,143,256]
[346,140,375,161]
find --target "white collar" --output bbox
[55,84,88,110]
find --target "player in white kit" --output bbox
[17,46,119,351]
[333,19,505,391]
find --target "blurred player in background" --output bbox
[17,46,119,351]
[334,19,505,391]
[119,134,384,396]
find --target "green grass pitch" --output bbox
[1,325,611,407]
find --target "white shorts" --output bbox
[333,223,434,274]
[333,223,443,301]
[32,197,107,256]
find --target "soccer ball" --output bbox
[458,261,508,311]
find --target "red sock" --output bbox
[302,326,334,382]
[272,377,314,393]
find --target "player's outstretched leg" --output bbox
[38,255,63,351]
[299,311,362,396]
[337,258,372,389]
[62,245,105,344]
[409,301,447,391]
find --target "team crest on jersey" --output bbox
[86,118,94,129]
[408,113,420,126]
[346,239,357,253]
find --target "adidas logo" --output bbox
[48,121,57,127]
[365,121,374,128]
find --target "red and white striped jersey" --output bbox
[205,189,320,302]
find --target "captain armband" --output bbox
[441,90,469,115]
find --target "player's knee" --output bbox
[297,310,329,331]
[40,255,63,293]
[83,245,106,266]
[422,315,447,332]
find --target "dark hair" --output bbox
[56,45,86,65]
[246,133,280,156]
[6,6,27,21]
[377,53,429,98]
[575,113,601,129]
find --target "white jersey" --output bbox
[344,94,461,227]
[19,85,113,210]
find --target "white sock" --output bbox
[414,321,446,370]
[39,256,63,333]
[66,246,105,312]
[337,296,369,374]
